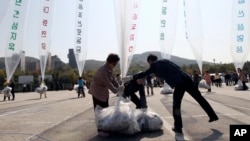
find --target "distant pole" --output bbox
[213,58,215,66]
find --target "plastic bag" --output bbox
[160,83,173,94]
[95,97,140,135]
[134,109,163,132]
[2,86,12,97]
[199,79,210,89]
[235,80,243,90]
[35,85,48,94]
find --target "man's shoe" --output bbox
[209,116,219,122]
[172,127,183,134]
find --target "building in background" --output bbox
[68,49,77,68]
[47,52,52,71]
[20,51,26,72]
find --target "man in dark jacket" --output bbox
[133,54,219,134]
[123,78,147,109]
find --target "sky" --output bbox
[0,0,250,64]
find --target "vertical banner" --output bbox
[159,0,179,60]
[0,0,11,23]
[231,0,250,70]
[5,0,30,82]
[183,0,203,73]
[114,0,141,77]
[37,0,55,82]
[74,0,89,77]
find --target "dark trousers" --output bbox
[11,91,15,100]
[92,96,109,110]
[78,86,85,97]
[124,86,147,109]
[242,81,248,90]
[3,96,10,101]
[173,78,218,129]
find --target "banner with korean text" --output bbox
[159,0,179,60]
[114,0,141,77]
[231,0,250,70]
[74,0,89,77]
[5,0,30,82]
[37,0,55,82]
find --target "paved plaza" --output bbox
[0,83,250,141]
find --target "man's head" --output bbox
[147,54,158,64]
[106,53,120,68]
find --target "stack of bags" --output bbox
[95,97,163,135]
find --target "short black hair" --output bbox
[106,53,120,64]
[147,54,158,63]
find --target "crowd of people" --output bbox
[2,53,249,137]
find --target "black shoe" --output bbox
[172,127,183,134]
[209,116,219,122]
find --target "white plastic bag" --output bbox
[134,109,163,132]
[160,83,173,94]
[2,86,12,97]
[235,80,243,90]
[95,97,140,135]
[199,79,211,89]
[35,85,48,94]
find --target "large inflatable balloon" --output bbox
[159,0,179,60]
[37,0,55,82]
[114,0,141,77]
[74,0,89,77]
[4,0,30,82]
[0,0,10,23]
[183,0,203,73]
[231,0,250,70]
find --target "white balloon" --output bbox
[231,0,250,70]
[4,0,30,82]
[114,0,141,77]
[37,0,55,81]
[0,0,10,23]
[159,0,179,60]
[74,0,89,76]
[183,0,203,72]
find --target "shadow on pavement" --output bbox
[88,129,164,141]
[202,128,223,141]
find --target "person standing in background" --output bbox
[9,79,15,101]
[77,77,85,98]
[204,71,212,92]
[237,68,248,90]
[146,74,154,96]
[193,70,200,89]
